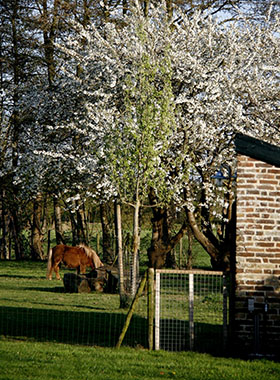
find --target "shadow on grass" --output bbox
[159,318,225,355]
[0,305,147,348]
[0,274,46,280]
[0,306,226,355]
[24,286,65,293]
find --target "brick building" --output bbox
[233,134,280,358]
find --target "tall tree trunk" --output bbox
[10,205,23,260]
[166,0,173,19]
[100,202,114,264]
[9,0,23,260]
[122,0,128,15]
[11,0,20,169]
[0,190,9,259]
[115,201,128,308]
[186,223,193,269]
[185,207,231,271]
[148,190,188,268]
[42,0,59,87]
[183,177,235,272]
[75,201,87,244]
[31,194,44,260]
[131,199,141,297]
[143,0,150,17]
[82,201,89,243]
[53,197,64,245]
[69,211,78,246]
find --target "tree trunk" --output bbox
[186,223,193,269]
[148,206,168,268]
[42,0,59,86]
[31,194,45,260]
[53,197,65,245]
[122,0,128,15]
[82,201,89,243]
[131,199,140,297]
[100,202,115,264]
[166,0,173,19]
[185,208,231,271]
[69,211,78,246]
[148,190,188,269]
[143,0,150,17]
[115,201,128,308]
[148,212,187,268]
[0,190,9,259]
[75,201,87,244]
[66,199,87,245]
[10,207,23,260]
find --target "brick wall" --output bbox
[234,154,280,356]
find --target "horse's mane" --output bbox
[78,244,94,258]
[78,244,103,268]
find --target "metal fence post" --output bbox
[189,273,194,350]
[155,271,160,350]
[223,274,228,350]
[148,268,154,350]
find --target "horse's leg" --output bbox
[46,266,53,280]
[79,264,86,275]
[54,260,62,280]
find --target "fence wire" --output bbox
[0,262,227,354]
[0,261,147,348]
[155,270,228,354]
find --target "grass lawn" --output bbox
[0,260,147,347]
[0,259,225,352]
[0,257,279,379]
[0,338,280,380]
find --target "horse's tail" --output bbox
[46,248,53,280]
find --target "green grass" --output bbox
[0,261,279,380]
[0,338,279,380]
[0,259,225,352]
[0,260,148,348]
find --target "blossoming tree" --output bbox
[20,1,280,272]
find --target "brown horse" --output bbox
[46,243,103,280]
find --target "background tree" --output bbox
[1,0,279,265]
[147,5,280,270]
[42,0,278,272]
[0,0,38,259]
[107,20,178,295]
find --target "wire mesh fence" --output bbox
[155,269,228,354]
[0,262,228,354]
[0,261,147,348]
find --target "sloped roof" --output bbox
[235,133,280,168]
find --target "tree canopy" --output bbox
[0,0,279,268]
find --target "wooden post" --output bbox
[179,238,183,268]
[116,271,147,348]
[47,229,51,258]
[115,202,126,308]
[96,232,100,254]
[148,268,154,350]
